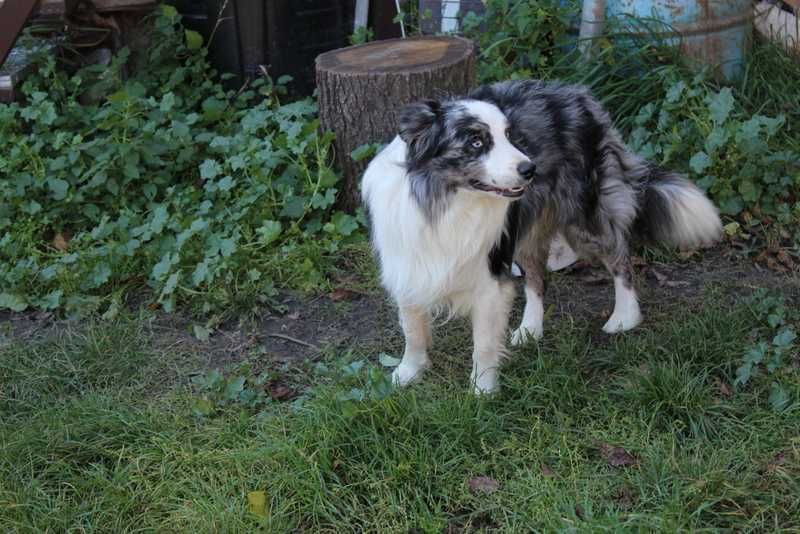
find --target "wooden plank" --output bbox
[0,0,38,68]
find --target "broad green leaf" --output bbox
[224,376,246,400]
[0,293,27,312]
[257,220,282,246]
[160,4,178,18]
[279,196,306,219]
[48,178,69,200]
[350,143,377,162]
[332,212,359,236]
[88,172,108,188]
[152,253,173,280]
[143,183,157,200]
[768,382,791,412]
[319,167,339,188]
[633,103,655,126]
[378,353,401,367]
[201,97,226,121]
[665,80,686,104]
[342,360,365,376]
[193,324,211,342]
[150,205,169,234]
[90,263,111,288]
[689,151,712,175]
[767,314,785,328]
[160,92,176,112]
[738,180,760,203]
[704,126,729,154]
[707,88,734,125]
[773,328,796,348]
[218,175,235,191]
[743,342,768,365]
[163,272,180,294]
[37,290,63,310]
[734,362,753,386]
[199,159,222,180]
[339,388,365,401]
[185,30,203,50]
[219,238,237,257]
[192,261,210,286]
[310,188,336,210]
[182,219,203,234]
[192,398,214,417]
[719,196,744,216]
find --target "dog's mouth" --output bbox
[469,180,527,198]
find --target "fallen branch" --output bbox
[265,333,320,351]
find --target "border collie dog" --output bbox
[362,80,722,394]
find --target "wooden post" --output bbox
[316,35,476,211]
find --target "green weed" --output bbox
[0,6,362,318]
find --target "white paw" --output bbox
[602,307,643,334]
[510,324,543,346]
[391,361,429,387]
[471,367,499,395]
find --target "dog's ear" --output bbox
[398,100,442,161]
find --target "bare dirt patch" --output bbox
[2,246,797,380]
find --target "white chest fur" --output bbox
[362,137,510,314]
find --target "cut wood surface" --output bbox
[316,36,476,211]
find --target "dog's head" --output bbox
[398,99,535,212]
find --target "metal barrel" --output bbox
[605,0,753,81]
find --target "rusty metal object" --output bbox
[607,0,753,81]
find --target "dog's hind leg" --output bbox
[600,254,642,333]
[511,223,553,345]
[392,306,432,386]
[470,280,515,394]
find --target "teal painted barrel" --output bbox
[602,0,753,80]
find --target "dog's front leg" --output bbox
[470,281,515,395]
[392,305,432,386]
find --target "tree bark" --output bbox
[316,36,477,212]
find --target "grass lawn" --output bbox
[2,251,799,532]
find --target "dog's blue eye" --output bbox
[471,139,483,149]
[505,128,511,139]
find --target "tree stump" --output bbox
[316,36,477,212]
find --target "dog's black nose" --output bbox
[517,161,536,180]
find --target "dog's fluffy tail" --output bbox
[636,168,723,250]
